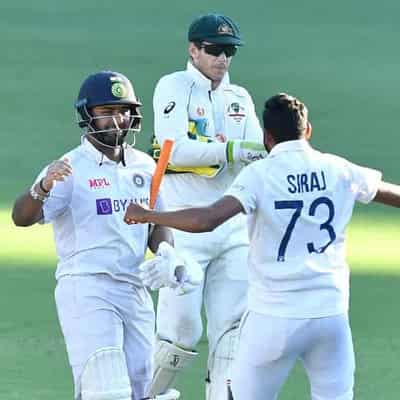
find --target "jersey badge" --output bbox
[133,173,145,188]
[196,106,205,117]
[228,102,245,122]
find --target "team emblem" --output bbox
[164,101,176,114]
[230,102,240,113]
[111,82,127,98]
[218,23,233,35]
[228,102,245,123]
[133,173,144,187]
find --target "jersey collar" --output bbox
[269,139,312,157]
[186,61,230,91]
[81,138,116,166]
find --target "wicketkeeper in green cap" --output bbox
[148,12,267,400]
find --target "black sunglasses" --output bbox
[197,43,238,57]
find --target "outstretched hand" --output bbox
[124,202,149,224]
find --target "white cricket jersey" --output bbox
[226,140,382,318]
[153,62,263,208]
[35,139,164,285]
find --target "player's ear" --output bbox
[305,121,312,140]
[264,128,275,152]
[188,42,198,60]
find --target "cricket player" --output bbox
[11,71,202,400]
[124,93,400,400]
[149,12,267,399]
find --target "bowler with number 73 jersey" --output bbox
[123,92,400,400]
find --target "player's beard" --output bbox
[93,130,127,148]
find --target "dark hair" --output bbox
[262,93,308,143]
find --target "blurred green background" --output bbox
[1,0,399,399]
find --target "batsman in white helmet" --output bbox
[11,70,202,400]
[149,12,266,400]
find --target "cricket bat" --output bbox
[149,139,174,209]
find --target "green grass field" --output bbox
[1,0,399,398]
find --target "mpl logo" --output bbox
[89,177,111,189]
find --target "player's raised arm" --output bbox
[12,158,72,227]
[125,196,244,232]
[372,181,400,207]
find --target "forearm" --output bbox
[145,207,220,233]
[125,196,243,231]
[12,187,44,226]
[166,137,227,167]
[373,181,400,207]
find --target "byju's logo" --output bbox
[96,197,150,215]
[96,198,113,215]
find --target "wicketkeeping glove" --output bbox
[225,140,267,165]
[138,242,203,295]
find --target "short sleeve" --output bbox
[34,166,73,223]
[348,162,382,204]
[225,164,260,214]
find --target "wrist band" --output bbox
[39,178,50,193]
[30,184,49,203]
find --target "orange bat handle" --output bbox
[149,139,174,209]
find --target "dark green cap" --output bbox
[188,13,243,46]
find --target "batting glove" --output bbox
[138,242,203,295]
[226,140,267,165]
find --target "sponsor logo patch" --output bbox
[196,107,205,117]
[96,197,149,215]
[96,198,113,215]
[164,101,176,114]
[170,355,180,368]
[89,177,111,189]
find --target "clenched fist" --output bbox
[124,202,150,224]
[42,158,72,192]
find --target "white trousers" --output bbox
[157,216,248,356]
[232,311,355,400]
[55,274,155,400]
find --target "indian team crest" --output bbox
[133,173,145,187]
[111,82,128,98]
